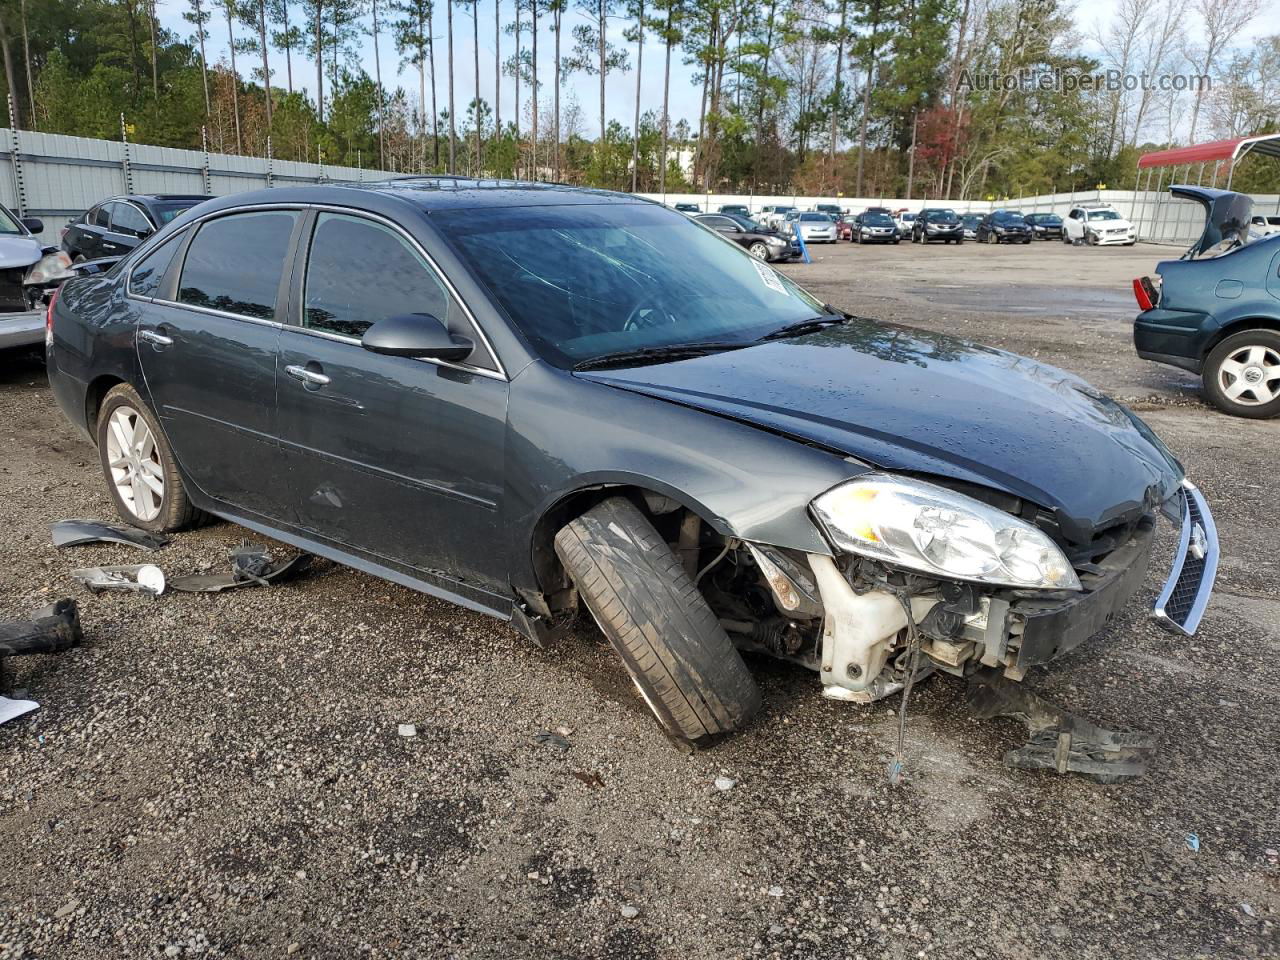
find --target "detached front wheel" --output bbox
[1203,331,1280,418]
[555,497,761,746]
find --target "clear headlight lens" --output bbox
[811,474,1081,591]
[24,251,74,285]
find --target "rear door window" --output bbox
[92,204,115,228]
[178,211,297,320]
[111,202,152,237]
[128,231,185,298]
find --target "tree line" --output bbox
[0,0,1275,198]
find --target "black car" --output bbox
[46,179,1216,748]
[977,210,1033,244]
[1024,213,1065,239]
[695,213,798,261]
[1134,185,1280,418]
[718,204,752,217]
[672,203,701,214]
[62,194,212,262]
[852,211,900,244]
[911,208,964,244]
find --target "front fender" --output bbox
[504,361,865,593]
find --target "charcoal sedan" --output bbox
[47,180,1217,747]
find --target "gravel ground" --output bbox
[1,240,1278,959]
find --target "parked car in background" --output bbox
[960,214,982,240]
[835,215,853,241]
[1134,186,1280,418]
[47,178,1215,748]
[62,194,211,262]
[695,213,799,262]
[1249,214,1280,237]
[789,212,837,243]
[895,211,917,238]
[1064,203,1136,246]
[718,204,752,217]
[978,210,1033,244]
[673,203,702,214]
[912,208,963,244]
[1024,212,1065,240]
[0,203,76,351]
[813,203,844,219]
[761,205,797,230]
[852,211,900,244]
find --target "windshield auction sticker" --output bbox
[751,258,786,294]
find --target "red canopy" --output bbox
[1138,133,1280,169]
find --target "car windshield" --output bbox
[864,214,895,225]
[1088,210,1121,221]
[154,201,200,223]
[1034,215,1062,225]
[994,212,1025,223]
[961,215,981,226]
[0,205,24,234]
[436,203,829,368]
[925,211,958,223]
[800,213,831,222]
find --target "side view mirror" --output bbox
[362,313,474,362]
[22,217,43,234]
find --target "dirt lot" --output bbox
[1,240,1277,959]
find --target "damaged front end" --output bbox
[0,249,76,312]
[693,472,1216,774]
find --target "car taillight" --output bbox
[1132,276,1159,311]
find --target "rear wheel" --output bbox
[555,497,761,746]
[1202,330,1280,418]
[96,383,206,532]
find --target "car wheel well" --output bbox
[1202,317,1280,358]
[85,375,127,443]
[530,485,720,603]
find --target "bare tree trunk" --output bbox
[427,7,440,168]
[513,0,521,167]
[447,0,456,172]
[226,5,243,152]
[531,0,539,177]
[597,0,605,142]
[282,1,294,93]
[258,0,273,131]
[827,0,846,165]
[659,3,671,194]
[0,18,20,129]
[553,5,562,178]
[147,0,159,103]
[20,0,34,127]
[197,0,211,116]
[494,0,501,140]
[854,0,881,196]
[473,0,480,172]
[372,0,384,164]
[630,0,643,191]
[315,0,324,121]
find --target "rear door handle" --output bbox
[138,328,173,347]
[285,364,331,386]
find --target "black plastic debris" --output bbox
[532,731,571,751]
[168,543,312,593]
[51,519,169,551]
[0,600,84,725]
[966,669,1156,782]
[71,565,166,596]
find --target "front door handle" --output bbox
[285,364,331,387]
[138,328,173,347]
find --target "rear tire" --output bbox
[1202,330,1280,419]
[96,383,207,532]
[555,497,761,746]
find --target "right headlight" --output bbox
[811,473,1081,591]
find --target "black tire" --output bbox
[555,497,761,745]
[96,383,207,532]
[1202,329,1280,419]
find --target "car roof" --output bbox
[129,194,214,203]
[181,178,649,217]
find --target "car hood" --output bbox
[0,234,43,269]
[1172,185,1253,259]
[579,319,1184,544]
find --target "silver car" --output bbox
[0,205,74,351]
[790,212,837,244]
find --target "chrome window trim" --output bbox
[126,201,507,382]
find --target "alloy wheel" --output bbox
[749,242,769,260]
[1217,344,1280,406]
[105,405,165,521]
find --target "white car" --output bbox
[1064,203,1136,246]
[894,212,917,238]
[760,205,799,230]
[1250,215,1280,237]
[786,211,837,243]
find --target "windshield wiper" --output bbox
[572,340,750,371]
[757,314,850,342]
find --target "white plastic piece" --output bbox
[807,554,936,696]
[0,696,39,726]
